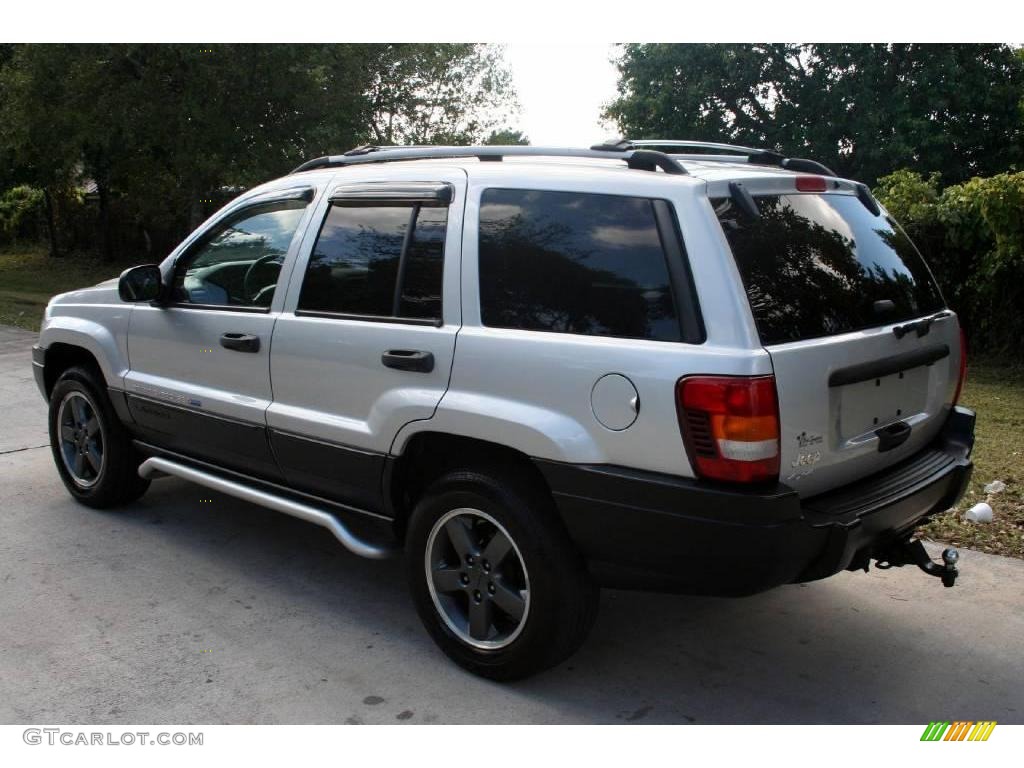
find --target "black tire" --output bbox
[48,365,150,508]
[405,465,598,681]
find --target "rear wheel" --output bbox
[406,466,598,680]
[48,366,149,508]
[426,507,531,650]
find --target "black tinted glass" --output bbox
[400,206,446,319]
[478,189,680,341]
[714,194,945,345]
[299,206,407,316]
[298,204,446,319]
[173,201,306,308]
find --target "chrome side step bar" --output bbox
[137,456,397,560]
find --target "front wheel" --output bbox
[405,467,598,681]
[48,366,150,508]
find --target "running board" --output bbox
[137,456,397,560]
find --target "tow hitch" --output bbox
[874,539,960,588]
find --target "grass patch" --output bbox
[918,358,1024,558]
[0,245,136,330]
[3,245,1023,558]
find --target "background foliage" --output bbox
[874,170,1024,354]
[605,43,1024,187]
[0,43,517,260]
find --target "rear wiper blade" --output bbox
[892,310,952,339]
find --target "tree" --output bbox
[360,44,516,146]
[88,44,354,238]
[0,45,84,257]
[0,44,517,259]
[605,44,1024,185]
[484,129,529,145]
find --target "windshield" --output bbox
[713,193,945,345]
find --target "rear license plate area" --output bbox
[836,365,928,440]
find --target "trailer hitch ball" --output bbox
[874,540,960,587]
[941,548,959,588]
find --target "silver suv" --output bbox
[32,140,975,680]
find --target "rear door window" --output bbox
[478,188,682,342]
[713,194,945,345]
[298,204,446,322]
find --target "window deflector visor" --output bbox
[330,182,454,207]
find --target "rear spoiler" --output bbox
[602,138,883,217]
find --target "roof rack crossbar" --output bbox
[777,157,838,177]
[291,145,688,176]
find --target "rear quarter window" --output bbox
[478,188,682,342]
[713,193,945,345]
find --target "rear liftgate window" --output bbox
[478,188,687,342]
[713,194,945,345]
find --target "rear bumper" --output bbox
[536,406,975,596]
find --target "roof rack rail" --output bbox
[591,138,768,155]
[290,145,688,176]
[596,138,837,177]
[627,139,768,155]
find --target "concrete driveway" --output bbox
[1,324,1021,724]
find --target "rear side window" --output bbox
[298,204,446,321]
[478,189,682,342]
[714,194,945,345]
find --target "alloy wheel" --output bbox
[56,391,106,488]
[425,508,531,650]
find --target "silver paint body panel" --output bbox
[267,165,467,454]
[36,155,960,499]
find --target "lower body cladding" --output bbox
[536,407,975,596]
[117,382,973,597]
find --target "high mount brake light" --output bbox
[676,375,781,484]
[795,176,828,192]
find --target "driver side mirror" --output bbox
[118,264,164,303]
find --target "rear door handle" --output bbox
[220,333,260,353]
[382,349,434,373]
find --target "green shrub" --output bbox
[874,170,942,228]
[876,170,1024,357]
[0,185,44,242]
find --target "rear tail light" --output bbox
[952,328,968,406]
[676,375,781,484]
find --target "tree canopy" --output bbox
[0,44,517,258]
[605,43,1024,186]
